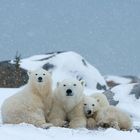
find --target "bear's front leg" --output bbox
[29,109,53,129]
[48,103,66,127]
[86,118,96,129]
[68,102,86,128]
[69,117,86,128]
[36,121,53,129]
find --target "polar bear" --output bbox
[48,79,86,128]
[83,96,99,129]
[83,93,109,129]
[83,96,132,130]
[91,93,109,107]
[1,68,53,129]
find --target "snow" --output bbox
[0,123,140,140]
[111,84,140,123]
[1,52,140,139]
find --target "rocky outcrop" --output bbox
[0,61,28,88]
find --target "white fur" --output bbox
[1,68,53,129]
[83,96,99,129]
[84,96,99,118]
[48,79,86,128]
[83,96,132,130]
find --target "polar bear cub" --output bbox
[84,96,99,129]
[48,79,86,128]
[1,68,53,129]
[83,95,132,130]
[84,93,109,129]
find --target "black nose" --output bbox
[38,77,43,82]
[66,89,73,96]
[87,110,91,114]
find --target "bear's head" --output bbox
[56,79,85,110]
[83,96,99,117]
[28,68,52,88]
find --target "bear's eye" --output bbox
[73,84,76,86]
[84,104,87,106]
[92,104,95,106]
[63,84,66,87]
[35,74,38,76]
[43,73,45,75]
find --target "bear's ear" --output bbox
[57,82,60,87]
[80,80,86,87]
[97,99,100,102]
[27,70,32,76]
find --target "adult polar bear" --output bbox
[1,68,53,129]
[48,79,86,128]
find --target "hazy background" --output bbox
[0,0,140,75]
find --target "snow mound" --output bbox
[111,83,140,123]
[19,51,107,91]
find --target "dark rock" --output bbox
[76,74,83,81]
[45,51,65,55]
[36,54,56,61]
[106,80,119,88]
[103,90,119,106]
[42,63,55,71]
[133,126,140,132]
[0,61,28,88]
[38,51,65,61]
[130,83,140,99]
[123,75,140,83]
[96,83,107,90]
[81,59,88,67]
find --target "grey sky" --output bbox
[0,0,140,75]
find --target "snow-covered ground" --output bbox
[0,88,140,140]
[1,51,140,140]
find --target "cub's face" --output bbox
[84,97,99,117]
[56,79,85,101]
[28,68,51,86]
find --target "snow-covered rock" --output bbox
[130,84,140,99]
[105,75,140,88]
[111,83,140,124]
[19,51,107,91]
